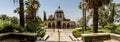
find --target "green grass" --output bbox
[98,29,110,33]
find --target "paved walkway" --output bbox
[46,29,74,41]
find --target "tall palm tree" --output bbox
[25,0,40,17]
[80,0,112,33]
[11,0,25,31]
[12,0,25,27]
[19,0,25,27]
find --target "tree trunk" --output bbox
[85,8,86,31]
[82,4,85,33]
[111,3,115,23]
[93,0,98,33]
[19,0,24,27]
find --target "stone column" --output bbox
[66,23,67,29]
[61,23,63,29]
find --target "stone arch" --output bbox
[44,23,47,26]
[67,23,70,28]
[57,21,61,28]
[72,23,75,28]
[52,23,55,28]
[63,23,66,28]
[48,23,51,28]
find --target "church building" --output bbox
[44,6,76,29]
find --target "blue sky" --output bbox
[0,0,120,23]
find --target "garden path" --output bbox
[46,29,74,41]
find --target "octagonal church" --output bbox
[44,6,76,29]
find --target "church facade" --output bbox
[44,6,76,29]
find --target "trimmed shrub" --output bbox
[72,29,81,38]
[37,29,45,37]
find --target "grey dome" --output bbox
[55,6,63,13]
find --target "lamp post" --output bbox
[82,1,87,34]
[58,29,62,42]
[58,29,60,42]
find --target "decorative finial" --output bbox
[58,6,60,9]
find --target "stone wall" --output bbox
[82,33,120,42]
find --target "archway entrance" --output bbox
[52,23,55,28]
[48,23,51,28]
[67,23,69,28]
[57,21,61,28]
[63,23,66,28]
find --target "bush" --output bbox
[106,23,116,33]
[114,25,120,34]
[25,22,41,32]
[0,20,20,33]
[37,29,45,37]
[72,29,81,38]
[25,20,44,32]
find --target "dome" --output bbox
[55,6,63,13]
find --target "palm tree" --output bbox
[80,0,112,33]
[12,0,25,27]
[25,0,40,17]
[19,0,25,27]
[25,0,40,25]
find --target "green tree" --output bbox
[98,6,108,28]
[43,11,47,21]
[48,14,53,21]
[12,0,25,31]
[114,3,120,23]
[0,14,9,21]
[77,18,83,27]
[80,0,112,33]
[11,16,18,24]
[25,0,40,17]
[19,0,25,27]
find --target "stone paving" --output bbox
[46,29,74,41]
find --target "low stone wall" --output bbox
[0,32,37,42]
[110,34,120,41]
[69,34,77,41]
[82,33,120,42]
